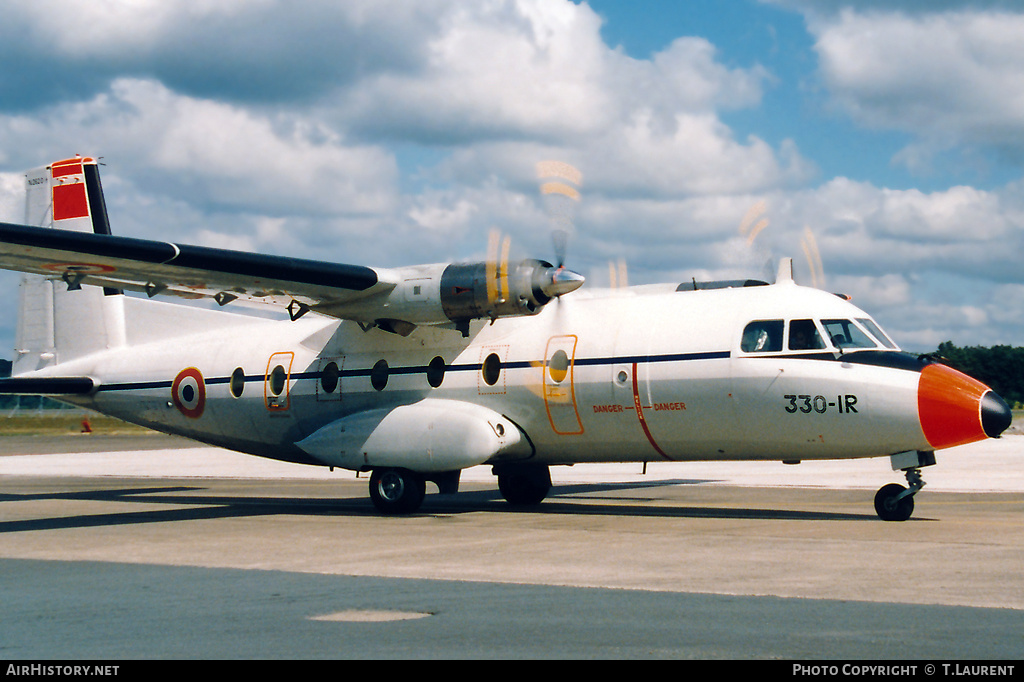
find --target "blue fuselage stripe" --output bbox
[93,350,733,393]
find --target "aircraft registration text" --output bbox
[784,394,858,414]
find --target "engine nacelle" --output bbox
[439,259,583,325]
[318,259,584,335]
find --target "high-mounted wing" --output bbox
[0,376,96,394]
[5,156,399,322]
[0,220,396,319]
[0,156,583,334]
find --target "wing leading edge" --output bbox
[0,220,398,319]
[3,157,585,333]
[0,376,96,394]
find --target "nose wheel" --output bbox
[874,481,916,521]
[875,453,931,521]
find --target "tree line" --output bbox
[935,342,1024,409]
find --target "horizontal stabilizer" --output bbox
[0,376,97,395]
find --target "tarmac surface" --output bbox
[1,430,1022,660]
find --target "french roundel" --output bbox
[172,367,206,419]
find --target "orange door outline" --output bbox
[264,351,295,411]
[543,335,583,435]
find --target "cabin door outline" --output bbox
[543,334,583,435]
[264,351,295,411]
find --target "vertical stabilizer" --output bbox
[13,157,126,374]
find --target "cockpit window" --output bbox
[856,318,898,349]
[788,319,826,351]
[821,319,877,349]
[741,320,783,353]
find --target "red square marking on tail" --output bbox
[52,183,89,220]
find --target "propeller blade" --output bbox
[739,200,769,245]
[801,226,825,288]
[552,227,568,268]
[486,228,499,305]
[498,232,511,302]
[536,160,582,270]
[486,228,513,305]
[608,258,628,289]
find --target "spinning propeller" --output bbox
[738,200,827,288]
[800,226,826,289]
[438,163,586,334]
[538,160,633,291]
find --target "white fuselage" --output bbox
[39,279,932,471]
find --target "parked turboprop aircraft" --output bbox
[0,157,1013,519]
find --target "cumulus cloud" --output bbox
[780,3,1024,173]
[0,173,24,223]
[0,1,790,214]
[337,0,615,143]
[0,1,439,108]
[726,175,1024,347]
[0,78,399,243]
[745,178,1023,280]
[335,1,773,149]
[0,0,1020,350]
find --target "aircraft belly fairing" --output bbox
[295,399,533,472]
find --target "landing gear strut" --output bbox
[874,451,934,522]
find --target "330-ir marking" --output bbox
[784,394,858,414]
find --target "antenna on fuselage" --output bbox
[775,257,794,284]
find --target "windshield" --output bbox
[740,318,899,354]
[856,318,898,349]
[821,319,877,349]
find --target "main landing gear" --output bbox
[494,463,552,507]
[873,450,935,522]
[367,464,553,514]
[368,468,426,514]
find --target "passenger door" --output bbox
[543,335,583,435]
[264,351,294,411]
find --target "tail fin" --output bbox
[13,157,126,374]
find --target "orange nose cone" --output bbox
[918,363,1012,449]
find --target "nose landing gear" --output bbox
[874,450,935,521]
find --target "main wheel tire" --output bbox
[369,468,426,514]
[874,483,914,522]
[497,464,552,506]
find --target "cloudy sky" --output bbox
[0,0,1022,355]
